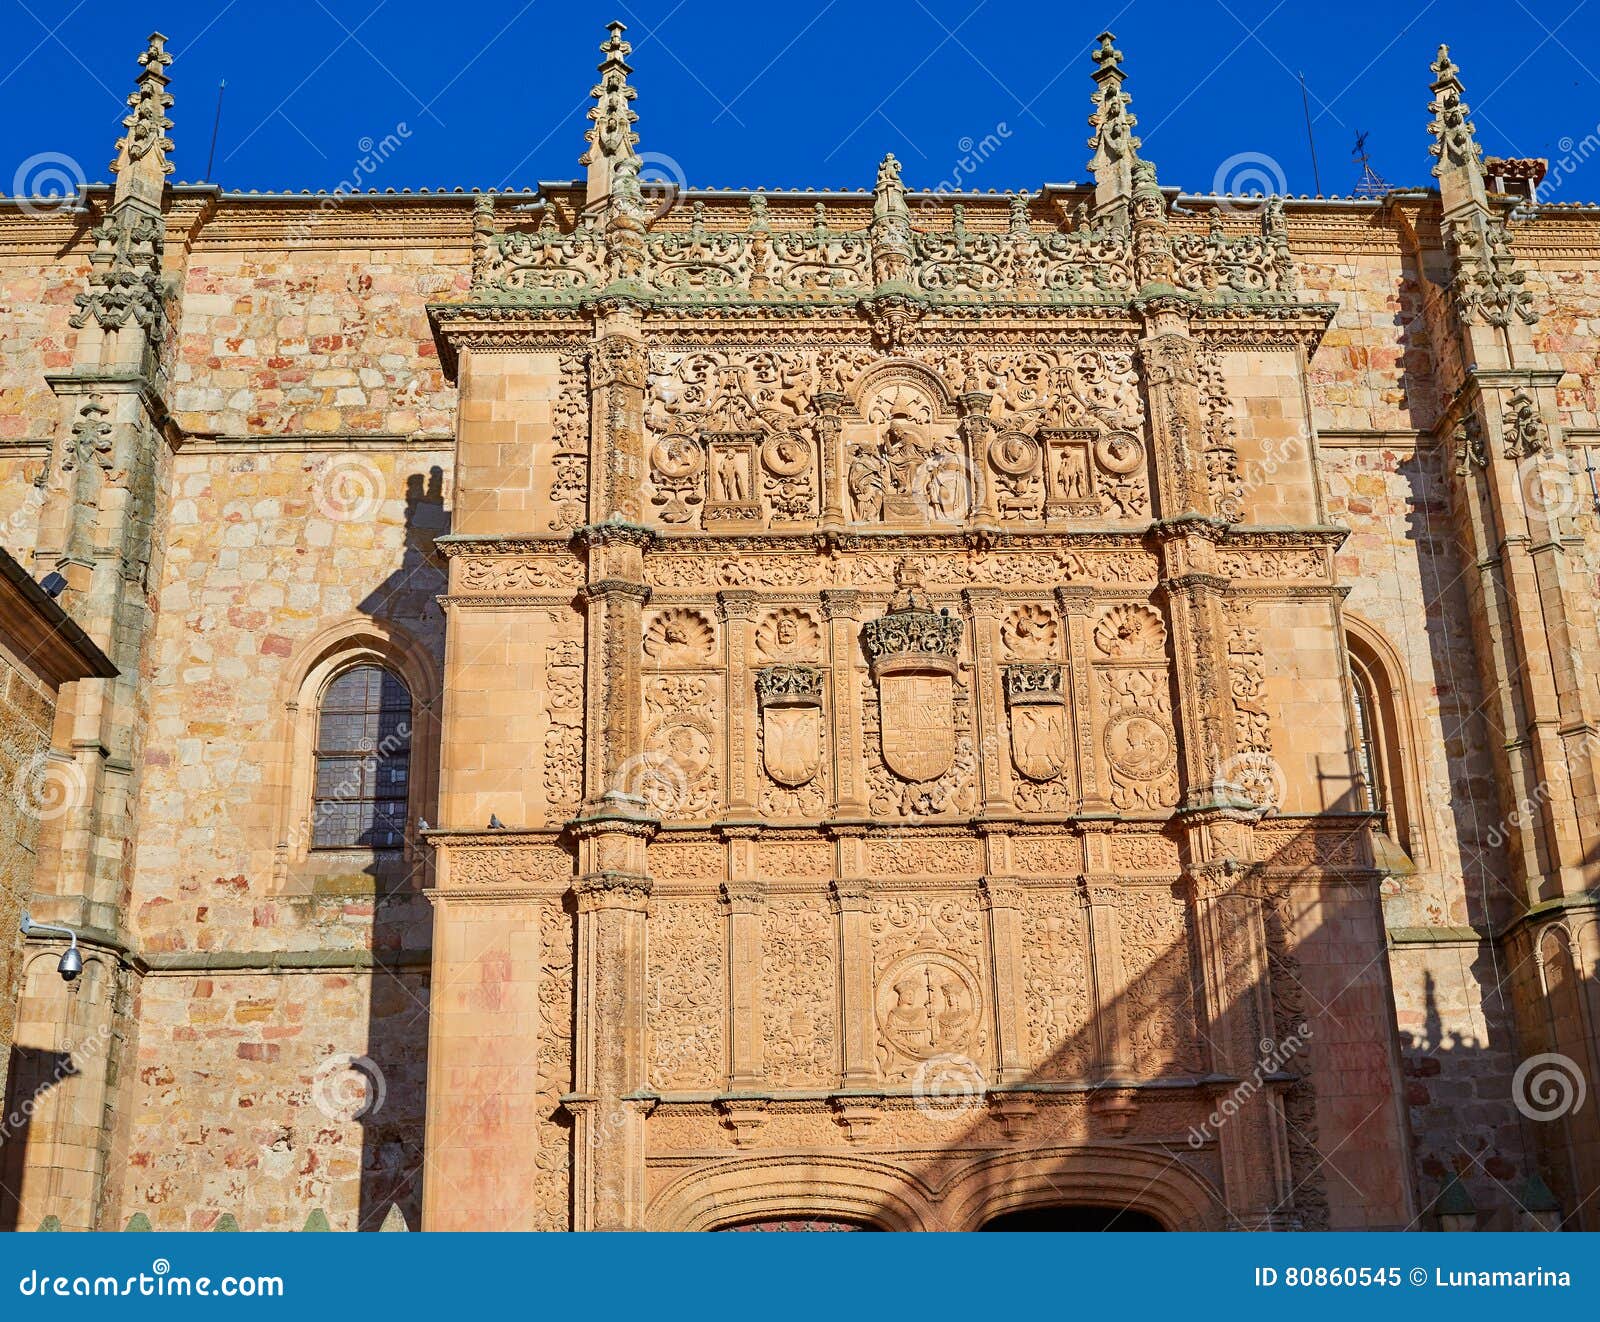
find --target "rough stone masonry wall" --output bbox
[115,220,467,1230]
[1290,215,1600,1225]
[0,636,59,1108]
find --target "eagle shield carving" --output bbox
[756,665,824,787]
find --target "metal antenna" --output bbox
[1299,72,1322,196]
[206,79,226,179]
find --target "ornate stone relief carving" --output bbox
[1225,607,1278,809]
[532,901,575,1231]
[70,210,166,332]
[1098,666,1180,812]
[1092,603,1167,659]
[755,664,825,800]
[1003,664,1070,784]
[643,607,716,665]
[861,564,964,784]
[646,900,724,1089]
[871,895,987,1079]
[761,900,838,1087]
[1000,604,1059,658]
[1501,388,1550,459]
[755,607,822,662]
[641,673,722,819]
[1021,889,1093,1079]
[543,637,584,818]
[548,349,589,531]
[1117,887,1202,1077]
[1197,352,1246,522]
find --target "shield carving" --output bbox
[879,672,956,782]
[1009,703,1068,782]
[762,704,822,787]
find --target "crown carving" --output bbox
[860,572,963,679]
[1003,663,1064,706]
[756,664,823,708]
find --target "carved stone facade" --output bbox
[2,27,1598,1233]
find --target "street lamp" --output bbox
[19,914,83,982]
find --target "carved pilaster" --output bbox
[717,590,759,818]
[722,859,766,1089]
[1139,324,1212,520]
[1186,862,1290,1223]
[1056,587,1106,812]
[981,878,1028,1084]
[589,325,648,523]
[829,869,875,1087]
[814,391,846,528]
[1081,875,1132,1079]
[570,863,652,1230]
[821,589,867,816]
[963,588,1011,814]
[958,391,997,522]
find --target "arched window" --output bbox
[1351,665,1387,818]
[1345,620,1428,866]
[311,664,412,850]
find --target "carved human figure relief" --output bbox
[1001,604,1059,659]
[643,607,716,665]
[755,607,821,661]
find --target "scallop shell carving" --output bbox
[1001,605,1059,659]
[1093,604,1167,658]
[644,608,716,665]
[756,607,821,661]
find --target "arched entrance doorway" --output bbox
[719,1217,878,1232]
[980,1206,1165,1231]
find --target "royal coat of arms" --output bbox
[861,562,964,784]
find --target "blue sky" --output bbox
[5,0,1598,202]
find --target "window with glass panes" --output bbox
[311,665,412,849]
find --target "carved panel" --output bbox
[531,902,575,1231]
[543,637,584,820]
[1097,666,1180,812]
[1020,887,1093,1079]
[1117,886,1203,1077]
[646,900,725,1089]
[871,893,988,1079]
[641,673,723,820]
[761,899,838,1088]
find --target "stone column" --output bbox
[718,591,759,820]
[1187,856,1291,1226]
[814,391,846,530]
[830,858,876,1087]
[1081,874,1132,1080]
[722,861,766,1090]
[821,590,867,817]
[982,878,1029,1084]
[963,588,1011,815]
[958,390,996,523]
[1056,587,1106,812]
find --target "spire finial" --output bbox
[1087,30,1140,227]
[1428,42,1481,179]
[112,31,174,199]
[583,20,640,207]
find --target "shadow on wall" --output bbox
[649,815,1586,1233]
[0,1046,77,1232]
